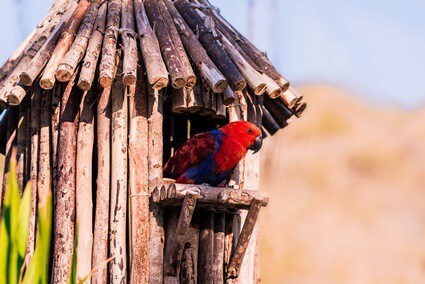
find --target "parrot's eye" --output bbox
[248,128,253,134]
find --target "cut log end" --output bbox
[232,80,247,92]
[151,77,169,90]
[253,83,267,95]
[40,77,55,90]
[55,67,73,82]
[172,77,186,89]
[7,87,26,106]
[278,78,290,92]
[222,96,235,106]
[267,88,282,99]
[122,74,137,86]
[99,77,113,88]
[213,80,228,94]
[77,80,92,91]
[186,76,197,88]
[19,73,33,86]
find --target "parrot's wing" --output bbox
[164,131,219,179]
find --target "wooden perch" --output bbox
[174,0,246,91]
[145,0,186,89]
[56,1,101,82]
[121,0,139,86]
[134,0,169,89]
[40,0,91,89]
[78,2,107,90]
[158,0,196,88]
[227,199,263,279]
[99,0,121,88]
[162,0,227,93]
[19,1,79,87]
[153,183,269,209]
[166,193,198,276]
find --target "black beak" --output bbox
[249,136,263,154]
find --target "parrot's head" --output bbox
[219,121,263,153]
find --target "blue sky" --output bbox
[1,0,424,108]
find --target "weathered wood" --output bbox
[187,84,203,113]
[213,93,227,120]
[199,210,214,283]
[92,86,112,284]
[19,1,79,87]
[109,59,128,282]
[227,199,262,279]
[147,85,165,283]
[51,84,61,195]
[129,67,150,284]
[180,209,200,284]
[221,86,236,106]
[166,194,198,276]
[170,87,188,113]
[99,0,121,88]
[281,86,299,109]
[145,0,186,89]
[214,211,225,284]
[78,2,107,91]
[56,1,101,82]
[52,71,82,283]
[156,183,268,208]
[199,85,215,116]
[40,0,91,89]
[121,0,139,86]
[263,95,293,128]
[162,0,227,93]
[16,98,29,191]
[174,0,246,92]
[261,106,281,135]
[158,0,196,88]
[224,212,236,276]
[294,101,307,118]
[134,0,169,89]
[75,89,96,282]
[164,209,180,284]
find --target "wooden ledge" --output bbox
[151,183,269,210]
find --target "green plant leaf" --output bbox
[0,216,10,284]
[16,182,32,258]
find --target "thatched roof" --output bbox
[0,0,305,135]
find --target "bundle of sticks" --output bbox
[0,0,306,283]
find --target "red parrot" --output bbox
[164,121,262,187]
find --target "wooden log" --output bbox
[51,84,61,194]
[145,0,186,89]
[19,1,79,87]
[213,93,227,120]
[224,211,236,276]
[294,101,307,118]
[213,211,225,284]
[166,194,198,276]
[263,95,293,128]
[56,1,101,82]
[109,58,128,283]
[78,2,107,91]
[180,209,200,284]
[170,87,188,113]
[164,209,180,284]
[121,0,138,86]
[40,0,91,89]
[261,106,281,135]
[227,199,263,279]
[221,86,236,106]
[162,0,227,93]
[187,84,203,113]
[199,210,214,283]
[75,89,96,282]
[16,98,29,192]
[52,71,82,283]
[129,67,150,284]
[134,0,169,89]
[147,85,165,283]
[158,0,196,88]
[99,0,121,88]
[91,85,111,284]
[158,183,269,209]
[281,85,299,108]
[199,86,216,116]
[174,0,246,92]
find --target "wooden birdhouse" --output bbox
[0,0,306,283]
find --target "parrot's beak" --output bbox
[249,136,263,154]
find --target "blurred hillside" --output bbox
[260,85,425,283]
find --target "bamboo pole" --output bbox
[180,210,200,283]
[92,85,112,284]
[56,1,102,82]
[199,210,214,283]
[134,0,169,89]
[145,0,186,89]
[121,0,138,86]
[147,85,165,283]
[75,89,96,282]
[40,0,91,89]
[99,0,122,88]
[20,1,79,87]
[129,67,150,284]
[158,0,196,88]
[174,0,246,92]
[52,71,81,283]
[161,0,227,93]
[78,2,107,91]
[109,57,128,282]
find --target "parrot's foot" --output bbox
[182,186,202,196]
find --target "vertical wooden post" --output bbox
[181,210,200,284]
[163,209,179,284]
[214,212,226,283]
[199,210,214,283]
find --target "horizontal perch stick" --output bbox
[56,1,101,82]
[158,0,196,88]
[40,0,91,89]
[145,0,186,89]
[121,0,138,86]
[99,0,121,88]
[154,183,269,208]
[134,0,169,89]
[175,0,246,91]
[161,0,227,93]
[19,1,79,87]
